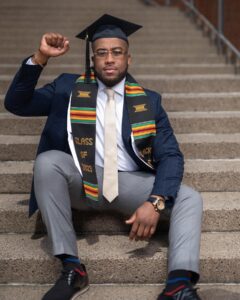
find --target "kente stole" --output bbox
[70,72,156,201]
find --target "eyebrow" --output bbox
[95,47,125,51]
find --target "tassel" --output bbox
[85,34,91,84]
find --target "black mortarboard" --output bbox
[76,14,142,83]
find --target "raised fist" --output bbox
[32,33,70,66]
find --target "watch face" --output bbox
[157,199,165,211]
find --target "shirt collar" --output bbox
[97,77,126,97]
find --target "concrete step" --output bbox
[1,159,240,193]
[2,33,211,43]
[0,14,189,20]
[0,135,39,161]
[0,22,208,33]
[0,13,203,22]
[0,192,239,234]
[136,74,240,93]
[1,232,240,283]
[0,32,217,44]
[178,133,240,159]
[0,28,209,37]
[2,91,240,114]
[1,111,240,135]
[0,43,221,56]
[0,40,219,56]
[1,283,240,300]
[1,134,240,161]
[162,92,240,112]
[0,54,223,69]
[1,63,234,76]
[0,114,46,135]
[0,4,179,12]
[5,73,240,95]
[0,45,218,57]
[169,111,240,134]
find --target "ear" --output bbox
[91,55,94,62]
[127,54,132,66]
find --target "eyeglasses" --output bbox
[93,48,127,58]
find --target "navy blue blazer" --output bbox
[4,59,184,216]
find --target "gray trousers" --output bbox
[34,150,203,276]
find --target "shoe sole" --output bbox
[71,285,90,300]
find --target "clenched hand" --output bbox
[32,33,70,66]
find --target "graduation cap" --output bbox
[76,14,142,83]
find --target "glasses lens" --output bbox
[96,49,108,57]
[112,49,124,57]
[95,49,126,58]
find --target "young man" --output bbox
[5,14,202,300]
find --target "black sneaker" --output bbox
[42,264,89,300]
[157,285,201,300]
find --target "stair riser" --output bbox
[140,78,240,93]
[162,97,240,112]
[1,284,240,300]
[1,117,240,135]
[1,171,240,193]
[0,41,217,55]
[4,77,240,95]
[0,49,219,63]
[1,66,233,76]
[2,96,240,113]
[1,142,240,161]
[1,256,240,284]
[0,208,239,234]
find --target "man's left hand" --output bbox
[125,201,160,241]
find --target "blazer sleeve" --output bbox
[4,57,58,117]
[150,92,184,202]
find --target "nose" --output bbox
[105,51,115,63]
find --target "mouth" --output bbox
[103,68,117,76]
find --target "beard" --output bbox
[94,65,128,87]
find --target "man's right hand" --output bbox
[32,33,70,66]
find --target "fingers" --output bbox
[44,33,67,48]
[150,225,156,237]
[135,223,145,241]
[127,202,160,241]
[39,33,70,57]
[129,223,155,241]
[129,221,139,240]
[125,213,136,225]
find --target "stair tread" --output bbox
[1,159,240,174]
[1,133,240,144]
[1,231,240,265]
[1,232,240,283]
[1,284,240,300]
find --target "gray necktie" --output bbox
[103,88,118,202]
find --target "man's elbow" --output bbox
[4,95,24,116]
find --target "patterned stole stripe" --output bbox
[132,120,156,140]
[125,81,146,97]
[83,181,98,201]
[70,107,96,124]
[76,73,97,83]
[71,71,156,202]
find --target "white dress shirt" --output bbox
[95,78,139,171]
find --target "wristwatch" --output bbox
[147,195,165,213]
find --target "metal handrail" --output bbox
[180,0,240,73]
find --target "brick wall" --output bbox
[224,0,240,50]
[155,0,240,50]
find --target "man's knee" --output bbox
[34,150,63,178]
[176,185,203,212]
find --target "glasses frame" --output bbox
[93,48,128,59]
